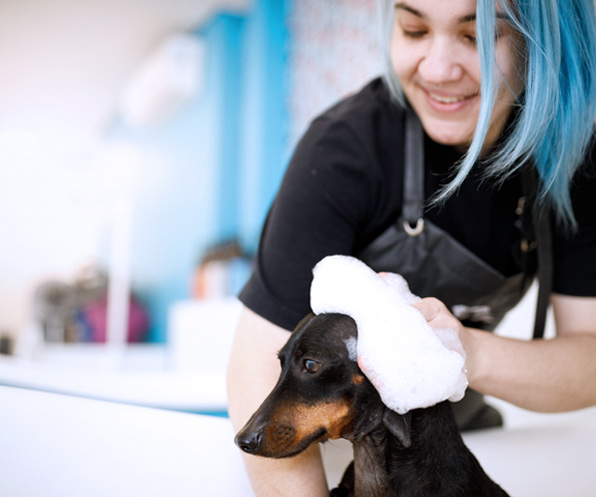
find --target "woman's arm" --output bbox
[412,294,596,413]
[226,306,330,497]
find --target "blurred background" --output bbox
[2,4,595,496]
[0,0,381,411]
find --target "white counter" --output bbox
[0,386,253,497]
[2,385,596,497]
[0,350,227,413]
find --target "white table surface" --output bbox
[464,398,596,496]
[0,385,252,497]
[2,385,596,497]
[0,348,227,413]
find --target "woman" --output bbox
[227,0,596,495]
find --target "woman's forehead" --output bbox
[394,0,511,22]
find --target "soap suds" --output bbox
[345,336,358,362]
[311,255,467,414]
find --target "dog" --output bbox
[235,312,509,496]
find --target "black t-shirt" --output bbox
[240,78,596,331]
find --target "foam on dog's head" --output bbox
[310,255,467,414]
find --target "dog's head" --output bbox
[234,313,411,458]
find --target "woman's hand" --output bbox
[409,294,596,412]
[410,297,463,334]
[411,297,467,349]
[410,297,473,376]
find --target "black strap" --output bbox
[403,107,424,226]
[521,168,552,340]
[532,205,552,339]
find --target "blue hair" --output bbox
[379,0,596,227]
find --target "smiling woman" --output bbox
[380,0,596,225]
[227,1,596,495]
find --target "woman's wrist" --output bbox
[459,326,491,391]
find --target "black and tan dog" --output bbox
[235,312,509,496]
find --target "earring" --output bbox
[433,84,443,91]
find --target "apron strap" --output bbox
[532,205,552,339]
[402,107,425,235]
[522,168,552,340]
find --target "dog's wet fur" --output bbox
[235,313,509,496]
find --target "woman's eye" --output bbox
[402,29,426,39]
[304,359,321,374]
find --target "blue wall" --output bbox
[103,0,289,342]
[237,0,290,250]
[203,14,244,242]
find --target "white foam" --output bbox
[311,255,467,414]
[345,336,358,362]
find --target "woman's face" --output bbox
[391,0,524,152]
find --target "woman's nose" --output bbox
[417,38,464,86]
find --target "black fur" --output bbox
[235,313,509,496]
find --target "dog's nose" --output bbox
[234,430,262,454]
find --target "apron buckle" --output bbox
[403,218,424,237]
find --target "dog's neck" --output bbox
[352,430,391,497]
[352,402,472,497]
[347,402,393,496]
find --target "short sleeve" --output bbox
[239,116,381,330]
[552,149,596,296]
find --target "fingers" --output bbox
[411,297,444,321]
[412,298,467,360]
[411,297,462,332]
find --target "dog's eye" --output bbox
[303,359,321,374]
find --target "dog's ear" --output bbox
[382,408,412,448]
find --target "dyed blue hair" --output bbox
[378,0,596,227]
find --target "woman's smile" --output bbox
[424,87,479,111]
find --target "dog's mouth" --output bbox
[236,418,332,459]
[263,426,330,459]
[237,394,354,458]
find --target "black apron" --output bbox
[356,107,548,430]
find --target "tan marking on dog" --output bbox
[263,399,353,456]
[352,373,365,385]
[293,399,352,440]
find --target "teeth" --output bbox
[430,93,467,104]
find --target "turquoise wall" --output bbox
[104,0,289,342]
[205,14,244,242]
[237,0,290,250]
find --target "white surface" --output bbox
[465,399,596,496]
[0,353,227,412]
[1,385,595,497]
[0,386,253,497]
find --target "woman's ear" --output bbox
[382,408,412,448]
